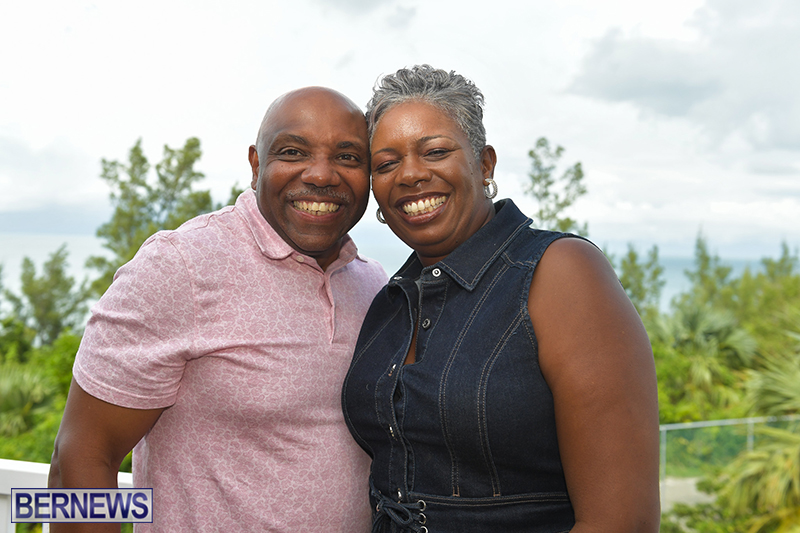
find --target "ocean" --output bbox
[0,231,763,315]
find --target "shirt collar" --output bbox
[392,199,532,291]
[237,190,361,272]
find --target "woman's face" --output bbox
[370,101,496,266]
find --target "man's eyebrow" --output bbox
[337,140,366,150]
[270,133,310,148]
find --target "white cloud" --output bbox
[0,0,798,265]
[0,136,104,211]
[569,0,800,152]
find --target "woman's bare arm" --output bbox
[529,238,660,532]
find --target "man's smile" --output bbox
[292,200,341,215]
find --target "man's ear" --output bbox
[480,145,497,181]
[248,145,259,190]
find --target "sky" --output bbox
[1,0,799,288]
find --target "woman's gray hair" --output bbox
[366,65,486,159]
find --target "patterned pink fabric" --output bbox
[73,190,387,532]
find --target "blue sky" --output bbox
[1,0,799,289]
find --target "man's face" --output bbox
[249,88,370,270]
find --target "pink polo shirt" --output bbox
[73,190,387,532]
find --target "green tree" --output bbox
[662,317,800,532]
[675,233,734,310]
[724,244,800,357]
[525,137,588,235]
[618,243,665,321]
[0,316,35,364]
[713,425,800,533]
[86,137,215,296]
[4,245,88,346]
[652,305,755,421]
[28,331,82,398]
[0,362,53,437]
[661,500,758,533]
[0,332,80,464]
[718,327,800,532]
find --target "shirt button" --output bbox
[421,318,431,329]
[432,268,441,277]
[295,256,305,263]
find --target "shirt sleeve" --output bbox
[73,232,197,409]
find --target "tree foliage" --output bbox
[0,136,246,469]
[0,362,54,437]
[617,243,665,322]
[2,135,799,530]
[652,305,755,422]
[3,245,88,346]
[86,137,214,296]
[0,316,35,365]
[525,137,588,235]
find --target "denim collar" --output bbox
[392,199,532,291]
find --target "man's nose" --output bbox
[301,158,342,188]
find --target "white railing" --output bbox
[3,415,799,529]
[659,413,800,480]
[0,459,132,533]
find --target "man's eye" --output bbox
[339,153,360,162]
[279,148,302,157]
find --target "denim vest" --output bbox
[343,200,576,533]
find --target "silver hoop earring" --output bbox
[484,178,498,199]
[376,207,387,224]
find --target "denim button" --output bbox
[432,268,441,277]
[389,425,395,438]
[421,318,431,329]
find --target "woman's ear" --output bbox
[480,145,497,181]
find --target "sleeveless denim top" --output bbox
[343,200,576,533]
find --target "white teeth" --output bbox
[293,201,340,215]
[402,196,445,216]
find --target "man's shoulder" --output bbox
[142,202,250,254]
[348,254,389,288]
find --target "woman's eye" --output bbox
[426,148,449,158]
[373,160,397,173]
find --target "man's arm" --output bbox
[48,378,165,532]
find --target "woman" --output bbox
[342,65,660,533]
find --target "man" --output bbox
[49,87,387,532]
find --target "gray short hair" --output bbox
[365,65,486,159]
